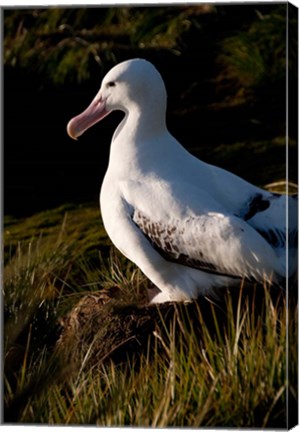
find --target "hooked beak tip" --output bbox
[67,120,79,141]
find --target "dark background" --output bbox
[4,4,298,217]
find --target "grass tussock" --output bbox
[3,204,298,427]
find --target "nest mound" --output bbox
[57,289,228,372]
[56,283,289,373]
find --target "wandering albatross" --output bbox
[67,58,297,303]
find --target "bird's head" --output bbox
[67,58,166,140]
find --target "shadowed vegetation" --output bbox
[4,4,297,215]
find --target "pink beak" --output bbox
[67,95,110,140]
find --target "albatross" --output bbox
[67,58,297,303]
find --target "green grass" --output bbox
[3,203,298,427]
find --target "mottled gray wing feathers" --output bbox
[132,209,277,281]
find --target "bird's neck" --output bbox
[115,100,167,141]
[108,103,168,174]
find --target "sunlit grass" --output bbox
[3,204,297,427]
[5,287,294,427]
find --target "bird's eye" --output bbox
[107,81,116,87]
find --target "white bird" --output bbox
[67,58,297,303]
